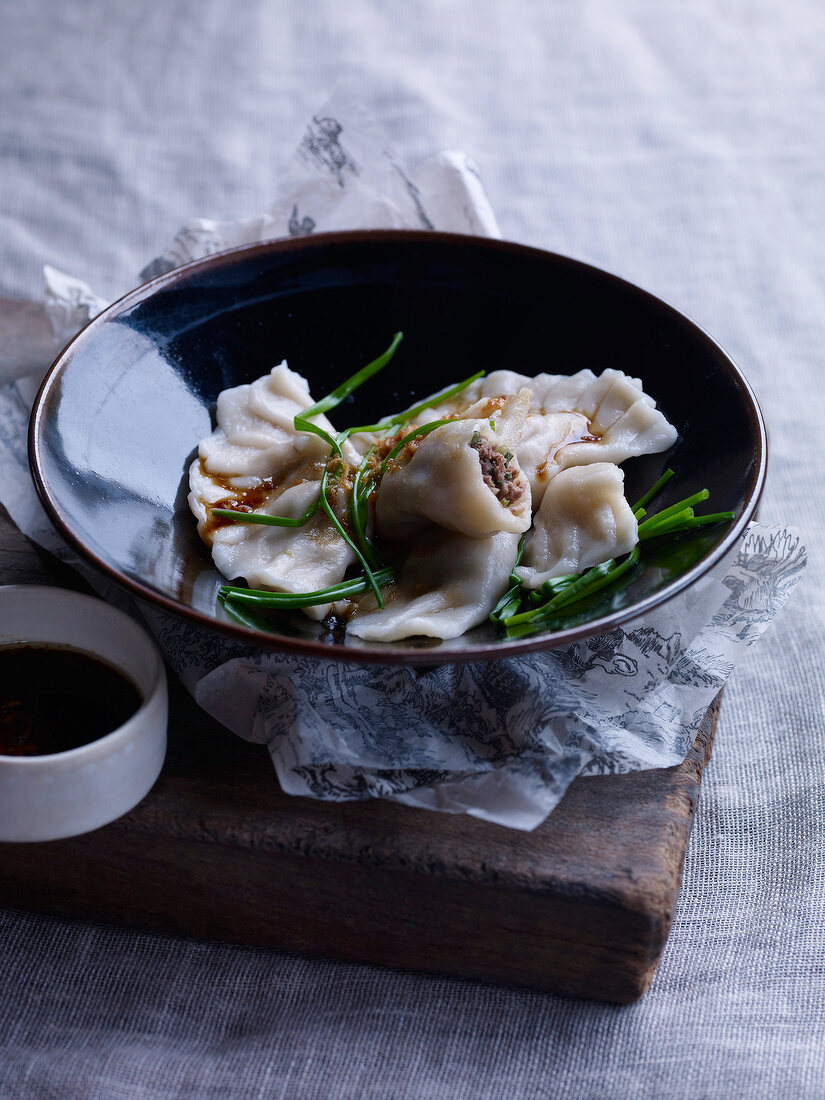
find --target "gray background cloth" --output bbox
[1,1,823,1096]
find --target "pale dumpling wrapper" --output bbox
[197,361,344,481]
[516,462,638,588]
[205,479,356,621]
[430,367,677,508]
[188,360,358,619]
[348,530,521,642]
[375,390,533,540]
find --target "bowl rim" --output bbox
[0,584,167,765]
[28,229,768,665]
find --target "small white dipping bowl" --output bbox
[0,585,168,842]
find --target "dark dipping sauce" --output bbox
[0,645,143,757]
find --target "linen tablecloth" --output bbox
[1,2,823,1096]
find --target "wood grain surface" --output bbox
[0,501,719,1003]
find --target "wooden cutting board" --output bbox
[0,501,719,1004]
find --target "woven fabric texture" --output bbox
[1,1,823,1096]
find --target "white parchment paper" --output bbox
[144,526,806,830]
[0,95,806,829]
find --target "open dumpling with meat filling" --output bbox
[375,389,533,540]
[428,368,677,508]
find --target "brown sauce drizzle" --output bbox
[536,418,601,480]
[468,395,507,419]
[200,457,326,537]
[371,426,428,476]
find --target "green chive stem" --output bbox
[220,566,395,609]
[489,533,527,623]
[638,490,709,534]
[348,457,381,569]
[504,548,641,628]
[381,371,485,427]
[341,370,486,440]
[632,468,675,512]
[294,332,404,453]
[212,496,321,528]
[318,461,385,606]
[379,419,455,473]
[641,511,735,539]
[639,507,695,539]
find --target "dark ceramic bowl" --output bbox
[30,230,766,663]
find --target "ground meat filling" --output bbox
[469,431,525,507]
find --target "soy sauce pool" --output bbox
[0,644,143,757]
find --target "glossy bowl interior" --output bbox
[29,230,766,663]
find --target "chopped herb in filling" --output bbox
[469,431,524,506]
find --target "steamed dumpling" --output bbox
[190,360,359,539]
[551,369,678,472]
[349,530,521,641]
[203,478,356,621]
[429,368,677,508]
[375,390,533,540]
[189,360,361,619]
[516,462,638,588]
[197,361,350,482]
[512,410,595,507]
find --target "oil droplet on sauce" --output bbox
[0,645,142,756]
